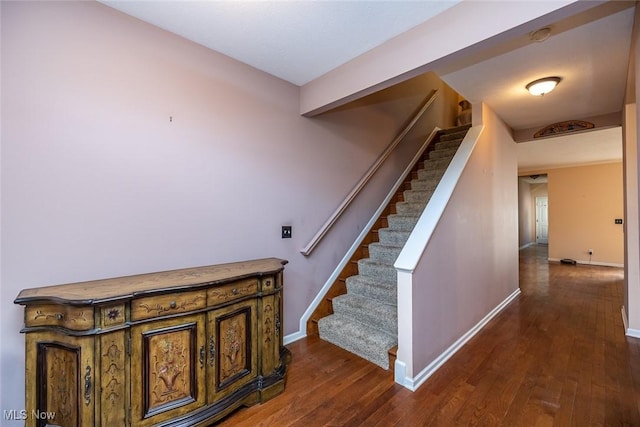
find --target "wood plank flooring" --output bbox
[217,245,640,426]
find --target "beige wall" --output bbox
[548,163,624,266]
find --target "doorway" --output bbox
[535,196,549,244]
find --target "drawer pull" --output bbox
[169,301,177,309]
[232,288,239,295]
[55,313,64,321]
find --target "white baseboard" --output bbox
[519,242,535,250]
[626,328,640,339]
[284,331,306,345]
[396,288,521,391]
[622,306,640,338]
[548,257,624,268]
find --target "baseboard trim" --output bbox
[622,306,640,338]
[397,288,521,392]
[548,257,623,268]
[284,331,306,345]
[519,242,535,250]
[626,328,640,339]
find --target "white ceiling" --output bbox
[99,1,634,171]
[438,3,634,131]
[100,0,460,86]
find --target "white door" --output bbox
[536,196,549,244]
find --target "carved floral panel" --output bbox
[143,324,196,416]
[217,308,251,389]
[38,343,80,427]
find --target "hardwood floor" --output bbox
[217,245,640,426]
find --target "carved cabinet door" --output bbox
[25,332,95,427]
[206,299,258,403]
[130,314,207,426]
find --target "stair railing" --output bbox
[300,89,440,256]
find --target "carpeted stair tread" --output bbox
[332,293,397,335]
[429,147,458,159]
[357,258,397,282]
[396,200,429,215]
[345,275,397,303]
[410,178,439,191]
[386,214,420,231]
[318,313,397,369]
[435,139,463,151]
[378,228,412,245]
[417,167,446,181]
[368,242,403,263]
[403,189,434,203]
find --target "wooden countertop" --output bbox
[15,257,287,305]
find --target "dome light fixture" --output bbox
[526,77,561,96]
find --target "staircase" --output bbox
[314,124,471,370]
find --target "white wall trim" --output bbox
[519,242,535,250]
[626,328,640,339]
[284,331,306,345]
[623,305,640,338]
[395,288,521,391]
[296,129,440,337]
[626,329,640,339]
[548,257,624,268]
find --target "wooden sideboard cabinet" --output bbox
[14,258,290,427]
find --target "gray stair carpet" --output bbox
[318,125,470,369]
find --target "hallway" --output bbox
[219,245,640,426]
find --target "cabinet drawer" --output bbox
[132,291,207,321]
[207,279,258,306]
[25,304,94,331]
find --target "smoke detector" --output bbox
[530,27,552,43]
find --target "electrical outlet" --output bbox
[281,226,292,239]
[589,248,593,255]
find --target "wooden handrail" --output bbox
[300,89,439,256]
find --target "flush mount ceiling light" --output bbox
[526,77,561,96]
